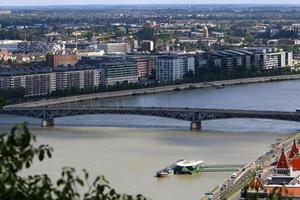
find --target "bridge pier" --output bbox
[41,119,54,127]
[191,121,202,130]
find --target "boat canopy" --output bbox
[176,160,204,167]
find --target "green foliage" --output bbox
[0,87,26,103]
[0,95,5,109]
[136,28,155,41]
[0,124,146,200]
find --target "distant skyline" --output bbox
[1,0,300,6]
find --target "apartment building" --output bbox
[98,42,131,55]
[156,54,195,82]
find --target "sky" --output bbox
[0,0,300,6]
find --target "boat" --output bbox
[173,160,204,174]
[156,168,174,177]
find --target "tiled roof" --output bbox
[248,176,265,191]
[289,140,299,159]
[290,157,300,171]
[277,149,290,169]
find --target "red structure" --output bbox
[289,139,299,159]
[277,148,290,169]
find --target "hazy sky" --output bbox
[0,0,300,5]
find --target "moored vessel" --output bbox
[174,160,204,174]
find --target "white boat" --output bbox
[156,168,174,177]
[174,160,204,174]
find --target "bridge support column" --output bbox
[41,119,54,127]
[191,121,202,130]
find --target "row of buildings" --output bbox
[0,47,294,97]
[196,47,293,71]
[0,40,155,55]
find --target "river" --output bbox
[1,80,300,199]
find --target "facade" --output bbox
[46,54,78,67]
[156,54,195,83]
[196,47,293,72]
[196,50,253,71]
[127,55,156,78]
[79,55,140,85]
[54,66,104,90]
[101,56,138,85]
[98,42,131,55]
[0,66,56,97]
[0,65,105,97]
[245,47,293,69]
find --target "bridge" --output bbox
[1,106,300,129]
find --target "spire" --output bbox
[289,139,299,159]
[277,148,290,169]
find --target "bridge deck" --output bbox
[1,107,300,128]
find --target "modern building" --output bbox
[195,47,293,72]
[156,54,195,83]
[98,42,131,55]
[0,66,56,97]
[127,55,156,78]
[79,55,139,85]
[54,65,104,90]
[244,47,293,69]
[0,65,105,97]
[101,56,138,85]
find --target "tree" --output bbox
[136,28,155,41]
[0,123,146,200]
[0,95,5,109]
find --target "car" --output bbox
[231,173,237,178]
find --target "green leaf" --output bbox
[39,150,45,161]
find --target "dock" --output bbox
[156,162,244,177]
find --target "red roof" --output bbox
[289,140,299,159]
[248,176,265,191]
[290,156,300,171]
[277,149,290,169]
[265,186,300,197]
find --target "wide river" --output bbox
[2,80,300,199]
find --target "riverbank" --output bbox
[6,74,300,108]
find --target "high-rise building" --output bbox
[156,54,195,83]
